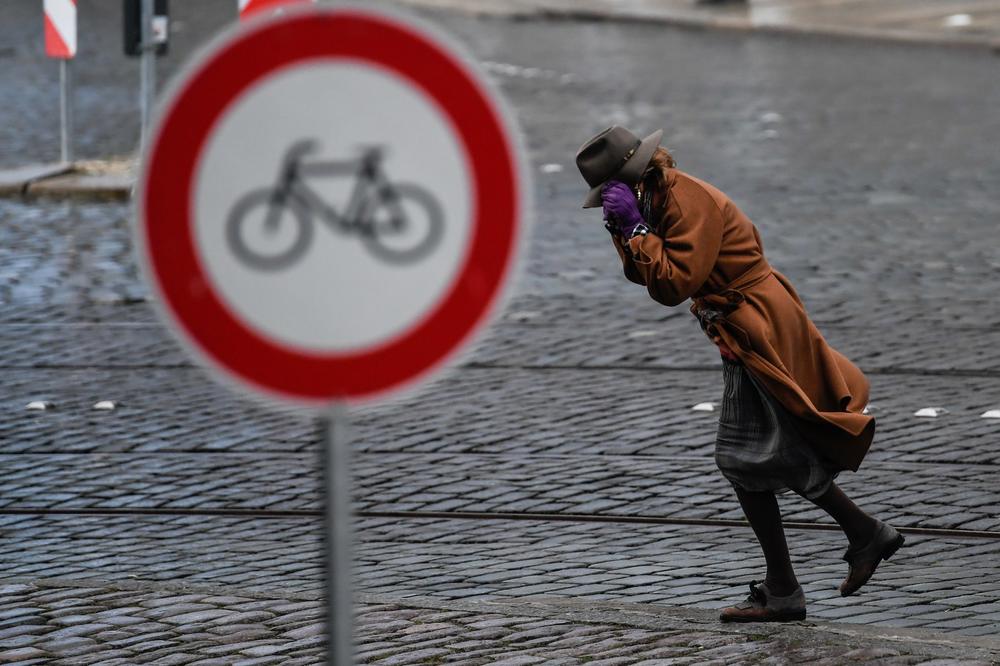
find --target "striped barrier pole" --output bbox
[44,0,77,163]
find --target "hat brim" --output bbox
[581,129,664,209]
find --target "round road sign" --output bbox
[135,5,528,406]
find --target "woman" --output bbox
[575,126,904,622]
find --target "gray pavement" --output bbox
[2,1,1000,663]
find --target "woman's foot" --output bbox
[720,581,806,622]
[840,520,905,597]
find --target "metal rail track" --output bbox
[1,362,999,377]
[3,506,999,541]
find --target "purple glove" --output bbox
[601,181,644,237]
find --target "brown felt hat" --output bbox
[576,125,663,208]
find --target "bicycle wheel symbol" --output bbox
[361,184,445,265]
[226,189,314,271]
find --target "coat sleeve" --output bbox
[624,177,724,307]
[610,234,647,285]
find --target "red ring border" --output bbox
[140,9,521,404]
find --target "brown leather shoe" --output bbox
[719,581,806,623]
[840,520,905,597]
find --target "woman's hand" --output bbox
[601,181,644,237]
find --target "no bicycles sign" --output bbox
[135,5,528,406]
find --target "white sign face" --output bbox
[193,61,472,353]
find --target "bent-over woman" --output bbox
[575,126,905,622]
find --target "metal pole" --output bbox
[321,404,354,665]
[59,59,74,163]
[139,0,155,153]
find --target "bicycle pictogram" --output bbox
[226,140,445,270]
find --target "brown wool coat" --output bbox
[613,168,875,471]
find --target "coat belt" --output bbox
[691,259,773,339]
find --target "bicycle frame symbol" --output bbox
[226,140,445,270]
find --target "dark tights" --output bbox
[808,483,878,545]
[734,483,877,596]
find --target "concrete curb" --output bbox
[360,592,1000,662]
[0,163,74,197]
[392,0,1000,53]
[12,577,997,662]
[0,161,134,202]
[26,171,133,202]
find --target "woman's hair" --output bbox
[637,147,676,224]
[644,146,676,181]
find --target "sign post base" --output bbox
[321,404,353,665]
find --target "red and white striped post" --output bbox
[44,0,77,163]
[238,0,314,21]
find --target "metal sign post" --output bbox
[59,58,74,163]
[124,0,168,151]
[139,0,155,153]
[321,406,353,665]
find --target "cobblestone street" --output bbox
[2,0,1000,663]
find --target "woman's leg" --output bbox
[806,482,877,546]
[734,487,799,595]
[806,482,902,596]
